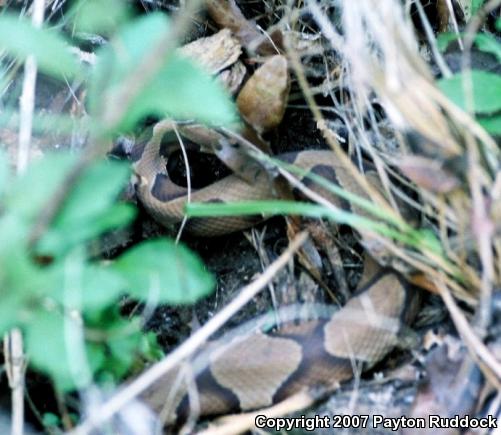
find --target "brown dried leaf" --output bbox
[205,0,262,51]
[399,155,461,193]
[237,55,290,134]
[180,28,241,75]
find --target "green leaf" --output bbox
[85,343,106,374]
[79,265,127,310]
[49,261,127,311]
[0,215,54,334]
[0,14,78,78]
[472,0,484,14]
[85,310,156,381]
[116,54,238,129]
[113,239,215,304]
[437,32,459,51]
[497,19,501,32]
[25,309,92,391]
[437,32,501,62]
[7,152,134,254]
[40,203,136,255]
[7,153,77,220]
[90,13,236,131]
[106,320,143,377]
[0,150,9,198]
[38,159,135,254]
[42,413,60,428]
[478,113,501,135]
[186,200,444,255]
[140,331,164,361]
[55,159,130,224]
[70,0,130,34]
[474,34,501,62]
[438,70,501,113]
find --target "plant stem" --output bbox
[10,1,46,434]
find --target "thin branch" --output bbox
[69,231,308,435]
[414,0,452,78]
[16,0,45,173]
[9,2,46,434]
[4,329,26,435]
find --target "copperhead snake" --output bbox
[130,124,419,427]
[127,30,416,430]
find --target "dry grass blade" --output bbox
[291,0,501,405]
[298,0,500,308]
[435,279,501,386]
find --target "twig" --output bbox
[4,329,26,435]
[9,1,46,434]
[466,134,495,335]
[16,0,45,173]
[68,231,308,435]
[414,0,452,78]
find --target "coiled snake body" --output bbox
[132,128,418,426]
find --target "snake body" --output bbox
[133,127,380,236]
[142,269,416,426]
[132,128,418,426]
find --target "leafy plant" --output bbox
[0,150,215,390]
[0,8,237,133]
[437,70,501,113]
[89,13,236,133]
[438,70,501,135]
[0,1,234,393]
[436,25,501,136]
[472,0,485,14]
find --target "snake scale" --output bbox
[131,126,419,427]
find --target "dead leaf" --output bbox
[399,155,461,193]
[180,28,241,75]
[237,55,290,134]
